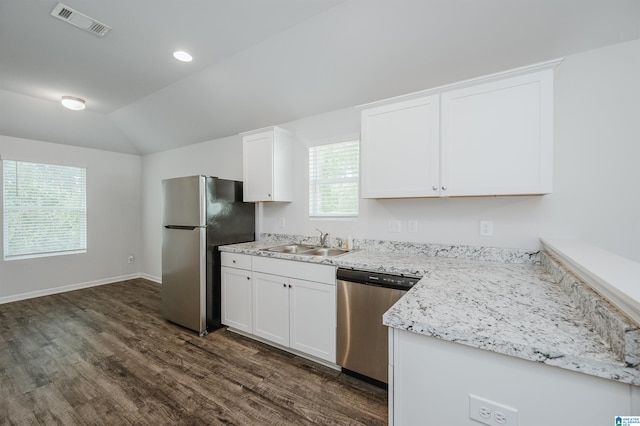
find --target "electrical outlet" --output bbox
[279,217,286,228]
[128,254,135,264]
[408,219,418,233]
[388,219,402,233]
[495,411,508,425]
[479,406,491,419]
[480,220,494,237]
[469,394,518,426]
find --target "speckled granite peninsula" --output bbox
[219,234,640,386]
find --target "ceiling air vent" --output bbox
[50,2,111,37]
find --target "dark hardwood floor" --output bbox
[0,279,387,425]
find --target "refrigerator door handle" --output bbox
[164,225,199,230]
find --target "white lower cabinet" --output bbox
[287,278,336,362]
[221,253,253,334]
[221,266,253,334]
[252,272,337,364]
[252,272,290,346]
[221,252,337,364]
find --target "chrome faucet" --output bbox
[316,228,329,247]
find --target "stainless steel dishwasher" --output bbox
[336,268,419,386]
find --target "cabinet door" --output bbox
[289,278,336,363]
[441,70,553,196]
[221,266,253,333]
[253,272,290,347]
[361,95,440,198]
[243,131,274,201]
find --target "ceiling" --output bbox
[1,0,639,155]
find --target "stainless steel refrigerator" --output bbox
[161,175,255,335]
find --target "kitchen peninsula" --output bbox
[220,235,640,425]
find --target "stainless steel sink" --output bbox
[264,244,316,254]
[261,244,350,257]
[304,247,348,257]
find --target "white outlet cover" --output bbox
[469,394,518,426]
[480,220,494,237]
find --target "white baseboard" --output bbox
[225,327,340,371]
[0,273,145,305]
[141,273,161,284]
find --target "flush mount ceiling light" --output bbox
[173,50,193,62]
[61,96,86,111]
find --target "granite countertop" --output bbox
[219,239,640,386]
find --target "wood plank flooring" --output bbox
[0,279,387,425]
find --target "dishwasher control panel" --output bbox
[337,268,420,290]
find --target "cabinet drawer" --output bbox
[221,252,252,269]
[252,256,336,285]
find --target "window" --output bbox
[309,140,359,218]
[3,160,87,260]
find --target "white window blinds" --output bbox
[3,160,87,260]
[309,140,359,218]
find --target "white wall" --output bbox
[266,38,640,262]
[140,38,640,280]
[0,135,142,301]
[141,136,244,281]
[551,39,640,263]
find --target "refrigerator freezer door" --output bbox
[162,226,207,334]
[162,175,206,226]
[205,177,255,246]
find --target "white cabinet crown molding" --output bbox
[239,125,293,137]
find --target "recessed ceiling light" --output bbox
[173,51,193,62]
[61,96,85,111]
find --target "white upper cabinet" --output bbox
[360,63,557,198]
[361,95,440,198]
[440,70,553,196]
[241,126,293,202]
